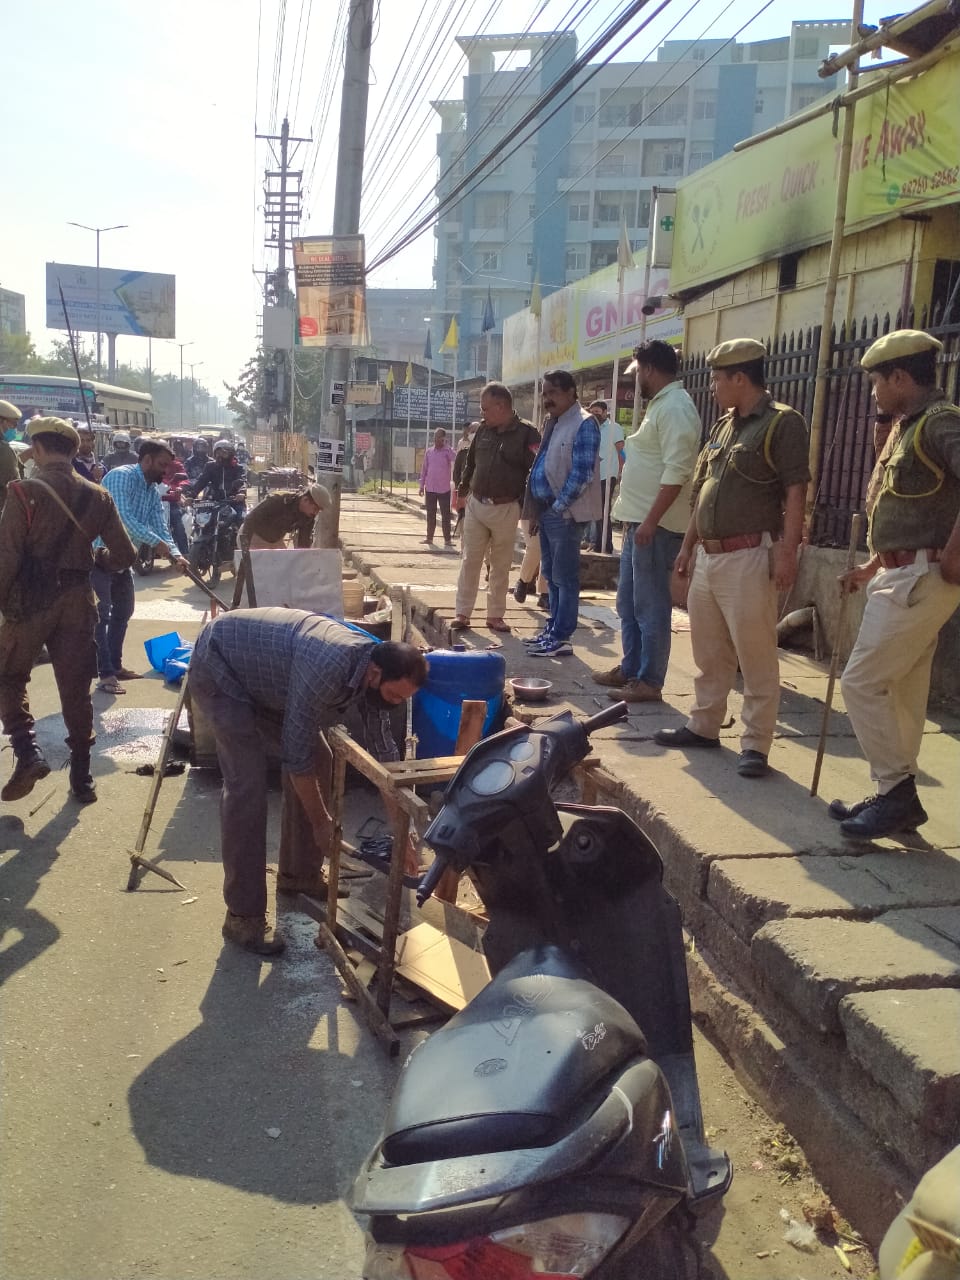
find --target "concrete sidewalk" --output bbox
[340,491,960,1244]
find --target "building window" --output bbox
[598,102,629,128]
[647,88,687,126]
[526,252,535,267]
[596,202,622,223]
[480,252,500,272]
[573,104,591,125]
[596,153,626,177]
[778,252,800,291]
[689,150,713,171]
[755,97,764,114]
[568,201,590,222]
[795,36,819,58]
[692,45,706,62]
[591,247,618,270]
[693,95,716,120]
[529,203,537,220]
[566,250,587,271]
[795,91,820,111]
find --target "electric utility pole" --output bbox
[322,0,375,543]
[256,116,310,434]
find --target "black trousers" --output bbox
[424,489,452,543]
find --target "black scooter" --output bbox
[353,704,732,1280]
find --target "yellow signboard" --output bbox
[670,50,960,293]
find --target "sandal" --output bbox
[486,618,511,633]
[97,676,126,694]
[115,668,144,680]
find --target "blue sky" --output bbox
[1,0,888,397]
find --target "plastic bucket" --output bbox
[144,631,185,673]
[412,649,505,759]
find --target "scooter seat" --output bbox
[382,946,647,1164]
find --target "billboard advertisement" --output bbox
[46,263,176,338]
[502,253,681,385]
[293,235,367,348]
[670,48,960,293]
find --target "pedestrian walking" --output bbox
[654,338,809,777]
[594,340,701,702]
[418,427,456,547]
[238,483,330,551]
[189,608,428,955]
[0,417,136,804]
[451,384,540,634]
[95,439,188,694]
[831,329,960,838]
[0,399,24,515]
[523,370,601,657]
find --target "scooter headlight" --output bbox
[364,1212,631,1278]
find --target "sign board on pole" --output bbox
[354,431,373,452]
[331,380,346,406]
[392,387,468,423]
[346,382,382,405]
[46,263,176,338]
[650,191,676,270]
[262,304,295,351]
[293,235,367,348]
[316,437,345,472]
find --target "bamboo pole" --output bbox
[810,513,863,797]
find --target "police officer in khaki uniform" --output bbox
[0,417,136,804]
[0,399,23,514]
[655,338,810,777]
[831,330,960,839]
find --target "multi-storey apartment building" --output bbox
[433,21,846,378]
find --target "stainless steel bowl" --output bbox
[509,677,553,702]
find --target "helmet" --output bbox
[113,431,131,444]
[194,436,208,448]
[213,438,235,456]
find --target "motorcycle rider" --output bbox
[102,430,136,472]
[184,435,210,482]
[184,439,247,516]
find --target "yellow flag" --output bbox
[530,275,542,319]
[404,360,413,386]
[441,316,459,352]
[385,366,395,391]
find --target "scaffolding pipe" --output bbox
[818,0,953,78]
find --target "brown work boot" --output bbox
[1,743,51,802]
[222,911,286,956]
[276,872,349,899]
[613,680,663,703]
[592,664,628,687]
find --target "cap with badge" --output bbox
[308,483,331,511]
[706,338,767,369]
[0,399,22,422]
[25,416,81,447]
[861,329,943,370]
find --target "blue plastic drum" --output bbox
[412,649,506,758]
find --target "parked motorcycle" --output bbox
[353,703,732,1280]
[187,497,243,585]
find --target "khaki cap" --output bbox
[861,328,943,370]
[707,338,766,368]
[0,399,22,421]
[308,483,331,511]
[26,416,81,447]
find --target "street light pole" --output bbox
[188,362,204,429]
[67,222,127,378]
[174,341,194,429]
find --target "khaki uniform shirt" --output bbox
[460,415,540,503]
[239,492,314,549]
[692,392,810,540]
[0,460,136,612]
[0,439,20,513]
[866,395,960,554]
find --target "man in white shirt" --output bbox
[585,400,624,553]
[594,340,701,701]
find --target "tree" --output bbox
[225,356,264,430]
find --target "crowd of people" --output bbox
[1,323,957,954]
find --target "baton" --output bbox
[810,513,862,797]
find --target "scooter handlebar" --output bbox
[416,855,450,907]
[580,701,629,735]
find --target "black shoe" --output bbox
[69,754,97,805]
[737,749,769,778]
[654,726,721,749]
[513,577,531,603]
[537,593,550,610]
[1,746,51,802]
[838,777,927,839]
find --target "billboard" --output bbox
[392,387,469,424]
[670,48,960,293]
[293,235,367,348]
[46,263,176,338]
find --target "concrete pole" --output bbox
[322,0,375,545]
[96,229,102,379]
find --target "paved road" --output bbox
[1,563,875,1279]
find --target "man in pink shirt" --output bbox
[418,427,456,547]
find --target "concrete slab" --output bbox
[708,850,960,941]
[839,988,960,1136]
[752,908,960,1033]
